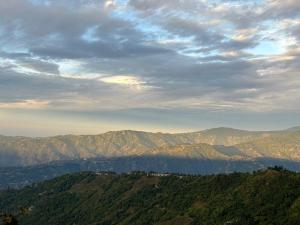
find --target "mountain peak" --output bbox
[286,126,300,131]
[203,127,250,134]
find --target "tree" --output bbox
[0,207,31,225]
[0,214,19,225]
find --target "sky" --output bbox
[0,0,300,136]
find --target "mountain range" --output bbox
[1,127,300,167]
[1,127,300,188]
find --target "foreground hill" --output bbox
[0,127,296,167]
[1,168,300,225]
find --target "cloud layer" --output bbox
[0,0,299,134]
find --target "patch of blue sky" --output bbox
[1,44,30,56]
[44,33,64,43]
[139,25,170,42]
[110,0,135,21]
[28,0,50,6]
[3,20,26,49]
[0,19,23,43]
[260,20,276,30]
[221,24,237,42]
[57,59,85,78]
[81,25,100,43]
[247,40,284,56]
[247,20,286,56]
[111,1,171,41]
[0,24,4,35]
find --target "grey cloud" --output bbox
[79,42,300,112]
[0,66,161,110]
[82,52,262,104]
[0,0,104,38]
[0,0,299,114]
[0,67,108,104]
[17,58,60,75]
[31,38,172,59]
[128,0,261,53]
[286,22,300,43]
[0,0,168,60]
[263,0,300,19]
[163,18,224,46]
[128,0,205,13]
[0,51,31,58]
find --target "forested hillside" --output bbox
[1,168,300,225]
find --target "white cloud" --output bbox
[104,0,116,9]
[99,75,149,90]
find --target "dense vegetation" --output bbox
[1,167,300,225]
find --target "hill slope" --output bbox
[236,132,300,160]
[1,168,300,225]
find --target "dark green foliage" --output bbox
[0,207,31,225]
[0,214,19,225]
[1,169,300,225]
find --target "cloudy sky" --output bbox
[0,0,300,136]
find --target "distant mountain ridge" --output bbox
[0,127,299,167]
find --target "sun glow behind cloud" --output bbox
[99,75,148,90]
[0,100,49,109]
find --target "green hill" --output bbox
[1,168,300,225]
